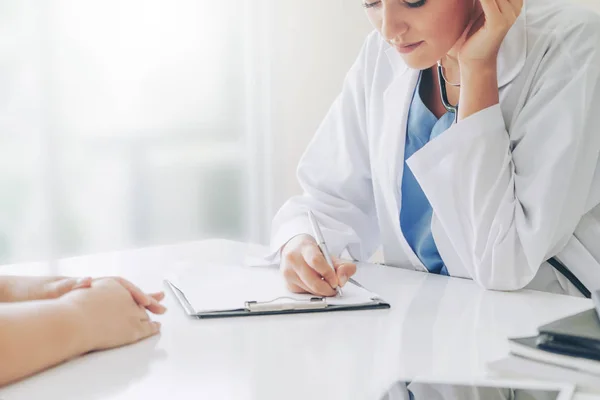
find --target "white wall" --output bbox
[268,1,373,214]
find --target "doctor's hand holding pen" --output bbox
[280,234,357,297]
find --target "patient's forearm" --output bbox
[0,277,15,302]
[0,276,60,303]
[0,300,86,386]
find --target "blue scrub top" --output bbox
[400,72,455,275]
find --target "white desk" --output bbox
[0,239,597,400]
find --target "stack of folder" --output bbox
[489,291,600,391]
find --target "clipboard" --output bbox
[164,265,390,319]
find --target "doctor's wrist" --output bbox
[281,234,316,258]
[458,66,500,121]
[458,57,497,76]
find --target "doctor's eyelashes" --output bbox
[404,0,427,8]
[362,0,427,9]
[362,1,382,8]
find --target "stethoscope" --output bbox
[436,0,477,124]
[436,60,460,124]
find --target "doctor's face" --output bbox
[363,0,473,69]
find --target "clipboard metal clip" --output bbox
[245,297,327,312]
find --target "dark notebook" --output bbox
[536,308,600,361]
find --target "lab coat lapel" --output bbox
[497,0,528,87]
[378,49,425,270]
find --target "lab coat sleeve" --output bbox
[269,34,380,262]
[406,19,600,290]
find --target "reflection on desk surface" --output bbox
[381,381,573,400]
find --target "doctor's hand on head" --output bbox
[455,0,523,68]
[280,235,357,297]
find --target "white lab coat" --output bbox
[270,0,600,295]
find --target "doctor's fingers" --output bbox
[293,261,337,297]
[495,0,519,21]
[479,0,504,25]
[332,260,357,287]
[300,243,339,289]
[284,268,309,293]
[287,283,309,294]
[505,0,524,17]
[281,263,310,293]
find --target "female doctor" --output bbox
[270,0,600,297]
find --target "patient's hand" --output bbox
[60,278,165,352]
[0,275,166,313]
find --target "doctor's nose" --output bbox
[381,4,409,44]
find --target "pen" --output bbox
[307,210,343,297]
